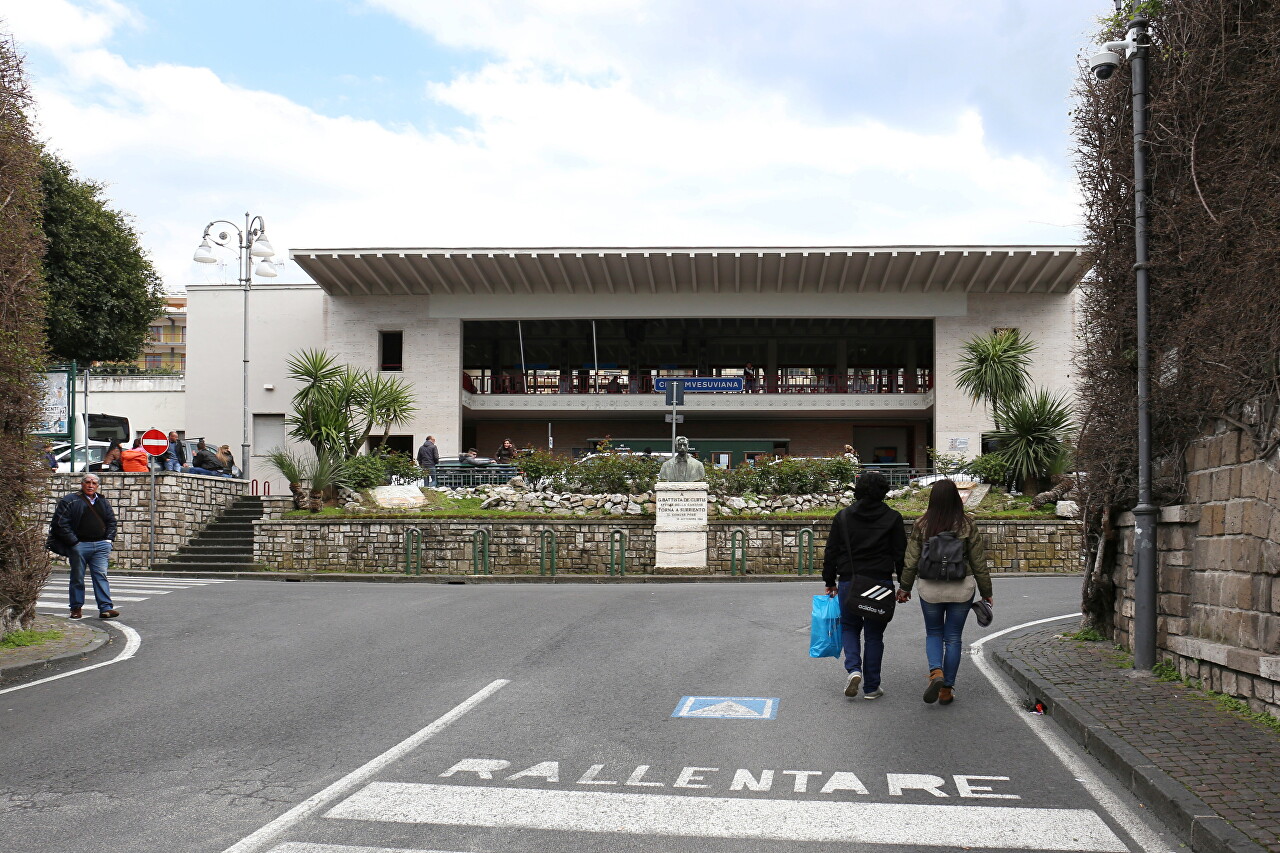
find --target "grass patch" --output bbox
[0,628,64,649]
[1066,627,1108,643]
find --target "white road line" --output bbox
[270,840,471,845]
[89,587,176,594]
[971,614,1174,853]
[0,620,141,696]
[327,783,1128,852]
[221,678,510,853]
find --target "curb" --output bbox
[987,628,1266,853]
[74,570,1081,584]
[0,616,111,682]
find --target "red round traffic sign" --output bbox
[141,428,169,456]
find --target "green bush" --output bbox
[344,449,423,489]
[712,457,858,496]
[965,452,1010,485]
[567,453,662,493]
[515,451,571,487]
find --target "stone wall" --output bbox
[254,516,1083,575]
[1113,422,1280,717]
[39,472,246,569]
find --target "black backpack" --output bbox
[917,531,966,581]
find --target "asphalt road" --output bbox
[1,575,1183,853]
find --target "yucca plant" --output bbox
[285,348,417,461]
[953,329,1036,429]
[987,388,1076,493]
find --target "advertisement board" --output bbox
[35,368,75,440]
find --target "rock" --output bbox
[781,496,797,507]
[1055,500,1080,519]
[371,485,426,509]
[727,497,747,510]
[608,505,624,515]
[508,476,526,488]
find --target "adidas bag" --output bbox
[918,531,966,581]
[844,574,896,624]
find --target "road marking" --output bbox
[269,845,469,853]
[971,613,1174,853]
[326,782,1128,851]
[0,620,141,695]
[672,696,778,719]
[220,678,509,853]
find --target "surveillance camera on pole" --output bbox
[1089,22,1143,80]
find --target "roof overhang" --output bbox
[289,245,1087,298]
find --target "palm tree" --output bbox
[284,348,417,461]
[952,329,1036,429]
[987,388,1076,493]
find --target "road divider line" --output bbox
[269,844,470,853]
[221,678,509,853]
[971,613,1172,853]
[0,620,141,696]
[325,782,1127,851]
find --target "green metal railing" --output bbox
[403,528,423,575]
[539,529,558,576]
[471,529,490,575]
[730,528,747,576]
[608,528,627,576]
[796,527,816,575]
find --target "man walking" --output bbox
[417,435,440,487]
[47,473,119,619]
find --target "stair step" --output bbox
[151,562,268,573]
[178,546,252,556]
[168,552,255,564]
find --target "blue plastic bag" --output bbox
[809,593,842,658]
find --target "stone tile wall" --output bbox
[254,516,1083,576]
[39,472,246,570]
[1112,421,1280,717]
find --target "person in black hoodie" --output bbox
[822,471,906,700]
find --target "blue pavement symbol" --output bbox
[672,696,778,719]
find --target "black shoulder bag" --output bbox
[839,512,896,624]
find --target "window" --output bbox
[379,331,403,372]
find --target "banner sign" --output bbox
[35,370,73,439]
[654,376,744,393]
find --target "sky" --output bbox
[1,0,1111,290]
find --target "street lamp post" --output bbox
[193,213,278,481]
[1089,12,1157,670]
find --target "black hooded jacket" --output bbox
[821,498,907,586]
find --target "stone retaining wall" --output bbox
[39,472,246,569]
[1113,422,1280,718]
[254,516,1083,575]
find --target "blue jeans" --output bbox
[164,458,182,472]
[920,597,972,687]
[837,580,887,690]
[422,467,436,488]
[68,540,113,613]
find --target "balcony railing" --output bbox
[463,369,933,395]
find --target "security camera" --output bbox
[1089,49,1122,80]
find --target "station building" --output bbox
[185,245,1086,489]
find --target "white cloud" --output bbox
[3,0,1083,291]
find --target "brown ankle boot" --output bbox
[938,686,954,705]
[923,668,944,703]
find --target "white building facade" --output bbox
[185,246,1085,491]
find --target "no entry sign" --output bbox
[141,428,169,456]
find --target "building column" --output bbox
[766,338,778,393]
[905,340,919,393]
[836,339,848,392]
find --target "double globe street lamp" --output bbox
[1088,9,1158,670]
[193,213,278,480]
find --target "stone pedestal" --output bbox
[654,481,708,570]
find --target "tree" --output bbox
[987,388,1076,495]
[0,34,51,634]
[40,152,165,364]
[952,329,1036,430]
[284,349,417,461]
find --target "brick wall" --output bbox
[1112,422,1280,717]
[40,472,246,570]
[254,516,1082,575]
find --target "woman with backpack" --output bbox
[822,471,907,700]
[896,478,992,706]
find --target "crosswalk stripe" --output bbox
[268,844,470,853]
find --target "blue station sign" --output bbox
[654,376,744,393]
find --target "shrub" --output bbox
[567,453,662,494]
[515,451,571,488]
[965,453,1010,485]
[344,448,422,489]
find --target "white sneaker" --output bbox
[844,671,862,697]
[863,688,885,700]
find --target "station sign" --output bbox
[654,377,744,393]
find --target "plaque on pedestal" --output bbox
[655,481,708,569]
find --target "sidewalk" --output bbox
[990,624,1280,853]
[0,613,109,684]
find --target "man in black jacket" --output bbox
[417,435,440,487]
[47,474,119,619]
[822,471,906,700]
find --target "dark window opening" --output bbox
[379,331,403,372]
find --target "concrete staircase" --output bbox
[153,495,264,572]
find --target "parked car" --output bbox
[52,441,111,473]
